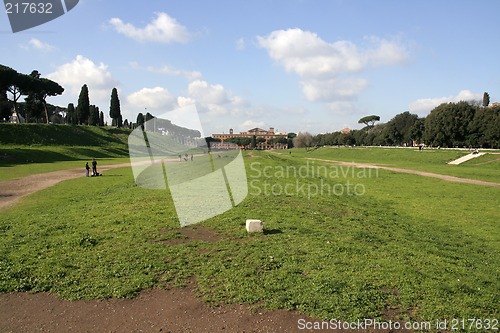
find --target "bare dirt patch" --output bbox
[0,287,315,333]
[0,286,410,333]
[161,225,222,245]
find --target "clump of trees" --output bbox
[293,132,314,148]
[225,137,251,146]
[1,64,64,123]
[315,99,499,148]
[1,63,132,127]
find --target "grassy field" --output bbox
[0,147,498,325]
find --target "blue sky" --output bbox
[1,0,499,135]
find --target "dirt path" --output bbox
[305,158,500,187]
[0,162,133,210]
[0,287,317,333]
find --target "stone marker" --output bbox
[246,219,263,233]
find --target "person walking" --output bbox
[91,158,97,176]
[85,162,90,177]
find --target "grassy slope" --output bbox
[0,124,132,180]
[0,123,131,146]
[0,151,497,323]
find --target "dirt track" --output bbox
[305,158,500,187]
[1,157,497,212]
[0,162,133,210]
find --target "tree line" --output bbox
[65,85,126,127]
[314,98,499,149]
[1,64,127,127]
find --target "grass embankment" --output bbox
[0,150,497,324]
[0,124,132,180]
[288,146,500,183]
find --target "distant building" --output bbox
[211,127,288,150]
[340,127,352,134]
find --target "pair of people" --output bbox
[85,158,99,177]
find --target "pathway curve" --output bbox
[305,158,500,187]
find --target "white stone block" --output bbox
[246,219,263,233]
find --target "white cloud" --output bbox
[257,28,409,105]
[364,36,409,66]
[301,77,368,102]
[27,38,54,51]
[239,119,265,131]
[236,38,245,50]
[147,65,202,81]
[127,80,247,133]
[187,80,230,105]
[326,101,359,115]
[409,90,482,115]
[127,87,175,110]
[109,12,190,43]
[47,55,118,104]
[177,96,196,108]
[183,80,249,117]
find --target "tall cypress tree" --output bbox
[482,92,490,107]
[76,84,90,125]
[99,111,105,126]
[136,112,145,130]
[109,87,121,127]
[88,105,100,126]
[66,103,76,125]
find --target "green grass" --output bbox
[287,146,500,183]
[0,150,498,326]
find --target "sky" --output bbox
[1,0,499,135]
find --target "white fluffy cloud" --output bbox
[125,78,245,122]
[47,55,118,103]
[236,38,245,50]
[177,96,196,108]
[27,38,54,51]
[127,87,175,110]
[257,28,409,104]
[239,119,265,131]
[409,90,482,115]
[109,12,190,43]
[187,80,230,105]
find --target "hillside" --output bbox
[0,123,131,146]
[0,124,132,165]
